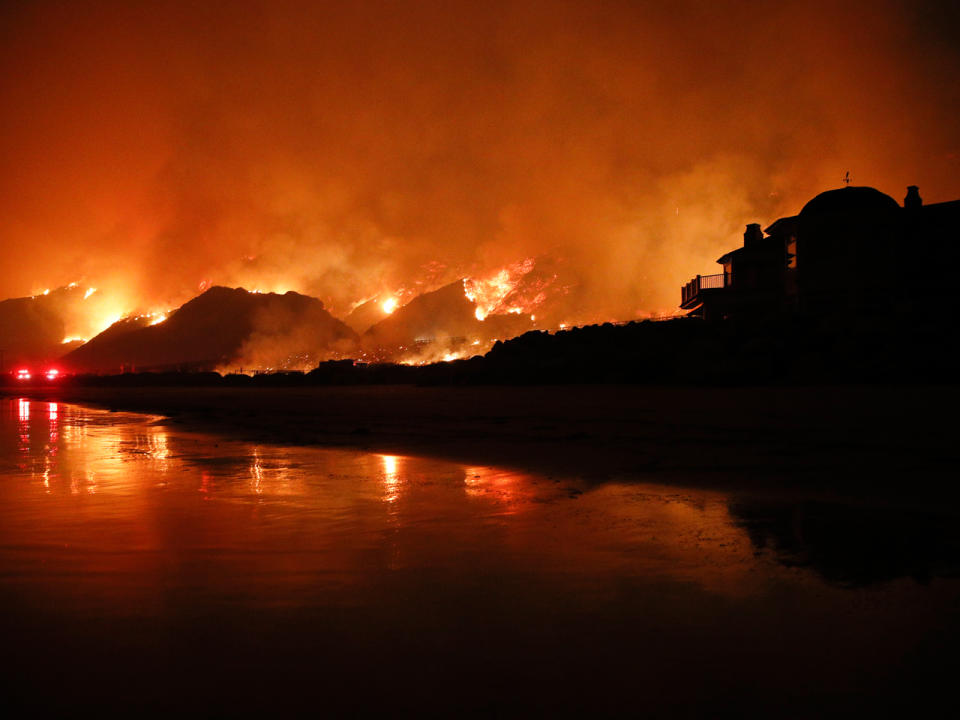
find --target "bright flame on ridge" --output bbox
[463,258,540,321]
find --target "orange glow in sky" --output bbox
[0,0,958,327]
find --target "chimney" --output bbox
[743,223,763,249]
[904,185,922,209]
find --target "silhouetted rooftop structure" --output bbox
[799,186,901,216]
[680,185,960,321]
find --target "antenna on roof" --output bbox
[842,171,851,186]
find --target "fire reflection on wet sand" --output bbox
[1,397,959,715]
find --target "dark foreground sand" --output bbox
[6,383,959,506]
[4,385,960,716]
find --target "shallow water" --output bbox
[1,396,958,715]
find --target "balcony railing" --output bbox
[681,273,727,307]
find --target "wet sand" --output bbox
[5,383,960,505]
[2,396,960,716]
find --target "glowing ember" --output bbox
[382,297,398,314]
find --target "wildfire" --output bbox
[86,307,170,336]
[463,258,550,321]
[382,297,398,314]
[128,309,170,325]
[97,312,124,332]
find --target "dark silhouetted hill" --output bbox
[64,287,358,373]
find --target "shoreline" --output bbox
[5,383,960,509]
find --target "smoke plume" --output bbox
[2,0,958,330]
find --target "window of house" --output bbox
[786,236,797,269]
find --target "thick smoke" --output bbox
[1,0,958,327]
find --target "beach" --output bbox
[5,383,958,505]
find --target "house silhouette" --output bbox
[680,185,960,321]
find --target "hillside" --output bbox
[64,287,358,373]
[362,280,533,361]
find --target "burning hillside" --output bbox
[64,287,357,374]
[1,248,645,373]
[0,293,68,367]
[1,253,594,372]
[0,284,119,366]
[360,280,535,364]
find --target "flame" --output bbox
[148,313,167,326]
[381,297,398,314]
[62,336,87,344]
[84,287,97,299]
[96,312,124,333]
[463,258,549,321]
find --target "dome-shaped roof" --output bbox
[799,186,900,217]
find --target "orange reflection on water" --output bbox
[17,398,30,456]
[250,449,263,494]
[380,454,402,503]
[48,402,58,446]
[463,465,532,514]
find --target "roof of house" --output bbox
[799,186,900,217]
[763,215,798,236]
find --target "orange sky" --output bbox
[2,0,958,322]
